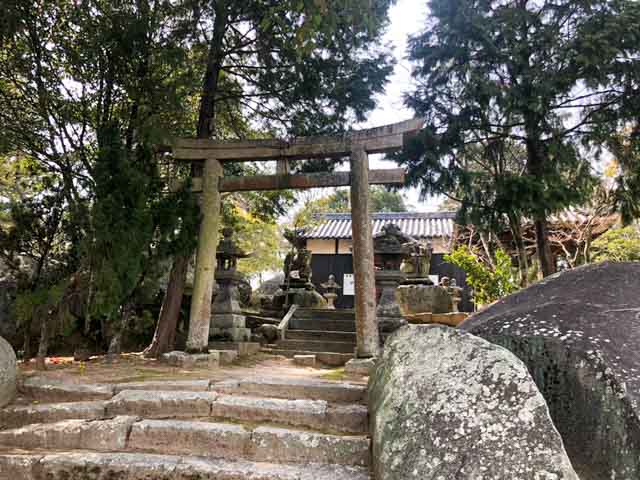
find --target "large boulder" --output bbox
[369,325,578,480]
[0,335,17,407]
[461,262,640,480]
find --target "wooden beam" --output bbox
[217,168,405,192]
[166,118,424,162]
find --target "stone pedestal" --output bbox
[375,270,408,334]
[210,270,251,342]
[397,284,453,315]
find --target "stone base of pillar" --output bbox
[210,326,251,342]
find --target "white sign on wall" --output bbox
[343,274,355,296]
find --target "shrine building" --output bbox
[299,211,473,311]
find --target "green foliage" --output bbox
[87,126,198,320]
[293,186,409,226]
[444,247,518,305]
[591,226,640,263]
[13,281,67,328]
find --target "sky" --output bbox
[358,0,440,212]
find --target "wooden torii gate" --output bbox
[167,118,423,359]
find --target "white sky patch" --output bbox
[357,0,440,212]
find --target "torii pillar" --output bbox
[185,157,222,352]
[350,146,380,358]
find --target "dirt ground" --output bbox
[17,352,363,386]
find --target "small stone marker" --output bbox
[293,355,316,367]
[160,350,219,369]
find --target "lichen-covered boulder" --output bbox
[461,261,640,480]
[369,325,578,480]
[0,335,17,407]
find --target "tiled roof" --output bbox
[302,212,457,239]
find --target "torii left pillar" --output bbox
[186,157,222,352]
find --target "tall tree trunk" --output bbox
[107,302,134,362]
[524,125,556,277]
[144,1,227,357]
[143,254,189,357]
[35,312,50,371]
[508,213,529,287]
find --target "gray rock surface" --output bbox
[0,335,17,407]
[461,261,640,480]
[369,325,578,480]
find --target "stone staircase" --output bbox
[0,376,370,479]
[261,310,358,366]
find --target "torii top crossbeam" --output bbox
[167,118,424,162]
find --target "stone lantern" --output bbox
[321,274,341,309]
[373,223,411,334]
[448,278,463,313]
[210,227,252,342]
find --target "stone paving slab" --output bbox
[106,390,216,417]
[0,400,106,430]
[20,377,114,402]
[129,419,251,459]
[0,452,371,480]
[250,426,370,467]
[210,377,367,404]
[0,416,137,451]
[210,394,328,431]
[112,380,210,393]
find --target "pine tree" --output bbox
[401,0,640,277]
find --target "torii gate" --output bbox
[166,118,423,359]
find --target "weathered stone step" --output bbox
[262,348,353,367]
[286,329,357,342]
[10,376,366,410]
[0,400,106,430]
[275,339,356,354]
[20,377,114,402]
[293,309,356,322]
[288,318,356,332]
[105,390,367,434]
[0,452,371,479]
[210,377,367,404]
[0,418,370,468]
[131,420,369,467]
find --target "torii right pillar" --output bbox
[350,146,380,358]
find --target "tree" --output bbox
[293,186,410,226]
[444,246,518,306]
[149,0,396,355]
[400,0,640,277]
[591,226,640,263]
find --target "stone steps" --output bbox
[18,376,364,403]
[1,376,371,479]
[275,339,356,354]
[288,318,356,332]
[0,417,370,467]
[261,348,354,367]
[0,452,370,480]
[285,329,357,342]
